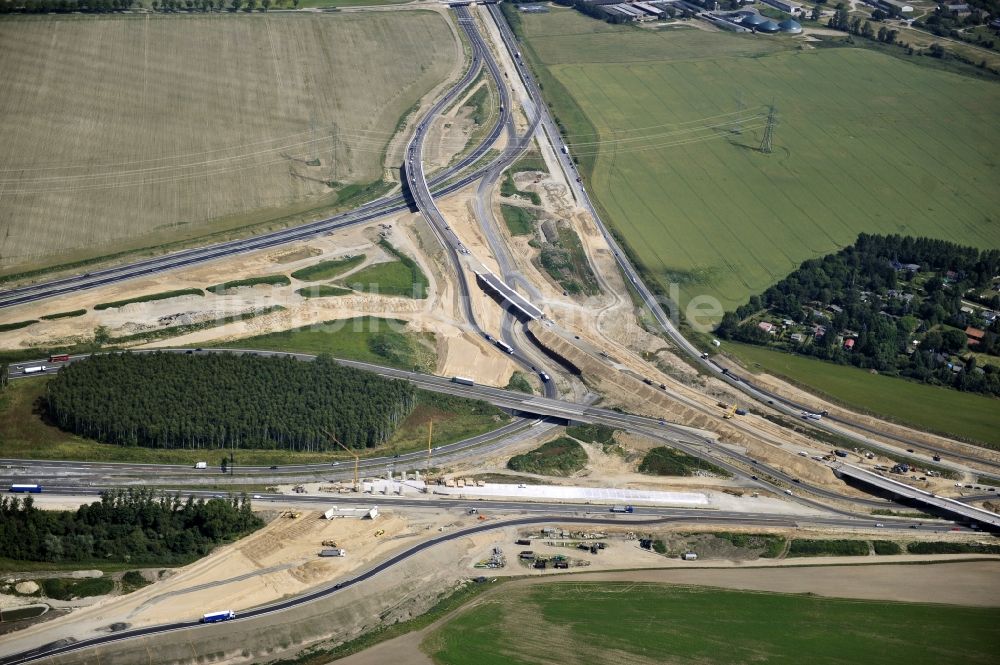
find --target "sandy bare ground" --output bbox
[337,560,1000,665]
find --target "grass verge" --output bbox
[207,275,290,293]
[39,310,87,321]
[93,288,204,310]
[290,255,365,282]
[724,341,1000,448]
[499,204,535,236]
[296,285,352,298]
[788,539,871,557]
[639,446,732,478]
[344,240,428,299]
[507,437,587,476]
[0,320,37,333]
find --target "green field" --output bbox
[424,582,1000,665]
[210,316,434,371]
[723,341,1000,447]
[345,241,428,298]
[290,255,365,282]
[513,8,1000,313]
[500,204,535,236]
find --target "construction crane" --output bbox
[323,428,359,489]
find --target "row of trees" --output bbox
[46,352,416,450]
[716,234,1000,397]
[0,488,262,564]
[0,0,299,14]
[828,5,900,45]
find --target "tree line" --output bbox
[716,234,1000,397]
[0,488,262,564]
[0,0,299,14]
[46,352,416,451]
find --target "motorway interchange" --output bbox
[1,4,999,664]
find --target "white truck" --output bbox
[202,610,236,623]
[194,461,208,470]
[23,366,45,375]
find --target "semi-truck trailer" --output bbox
[609,505,634,513]
[194,461,208,469]
[494,340,515,354]
[23,366,45,375]
[9,484,42,493]
[202,610,236,623]
[49,354,70,362]
[451,376,475,386]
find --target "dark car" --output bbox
[270,465,278,470]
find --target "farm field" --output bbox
[512,8,1000,314]
[0,12,455,274]
[723,341,1000,447]
[423,582,1000,665]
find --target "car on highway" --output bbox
[875,523,884,528]
[270,465,278,470]
[253,495,263,499]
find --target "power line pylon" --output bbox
[760,104,777,154]
[733,91,744,135]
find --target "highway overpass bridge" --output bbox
[835,463,1000,532]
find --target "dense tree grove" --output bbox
[0,488,262,564]
[717,234,1000,397]
[46,352,415,450]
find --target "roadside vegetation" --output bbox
[709,532,785,558]
[207,275,290,293]
[424,582,1000,665]
[290,255,365,282]
[0,320,37,333]
[906,541,1000,555]
[787,539,871,557]
[500,204,535,236]
[507,437,587,476]
[639,446,731,477]
[500,170,541,205]
[504,371,534,394]
[39,309,86,321]
[345,240,428,299]
[93,288,204,310]
[565,423,616,445]
[539,225,600,296]
[724,340,1000,447]
[0,488,262,567]
[296,285,352,298]
[39,577,114,601]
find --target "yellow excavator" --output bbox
[722,403,738,419]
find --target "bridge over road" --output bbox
[835,463,1000,531]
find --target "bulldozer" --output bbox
[374,529,385,537]
[321,540,338,547]
[284,511,301,519]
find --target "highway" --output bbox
[0,500,945,665]
[483,2,1000,477]
[6,347,919,517]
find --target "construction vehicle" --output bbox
[374,529,385,537]
[723,404,738,419]
[321,540,339,547]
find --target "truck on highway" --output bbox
[23,366,45,375]
[9,484,42,493]
[609,505,634,513]
[539,372,551,382]
[452,376,475,386]
[201,610,236,623]
[494,340,515,354]
[48,354,70,363]
[194,461,208,469]
[561,145,569,155]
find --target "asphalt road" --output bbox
[483,3,1000,477]
[0,500,945,665]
